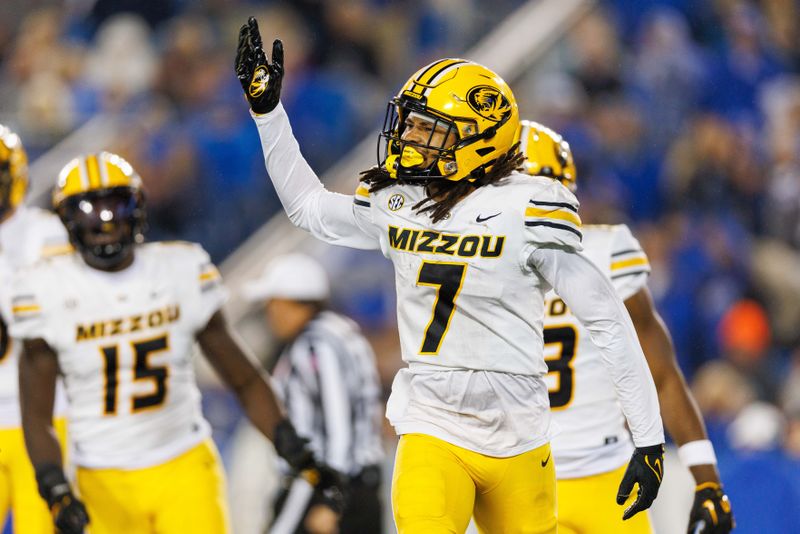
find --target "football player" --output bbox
[236,17,665,534]
[9,152,342,534]
[520,120,735,534]
[0,125,69,534]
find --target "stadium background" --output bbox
[1,0,799,532]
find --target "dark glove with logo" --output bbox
[235,16,283,115]
[35,464,89,534]
[273,419,347,513]
[687,482,734,533]
[617,444,665,520]
[308,464,348,515]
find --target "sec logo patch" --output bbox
[388,193,405,211]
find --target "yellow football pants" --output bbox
[0,418,67,534]
[77,440,230,534]
[392,433,557,534]
[557,463,654,534]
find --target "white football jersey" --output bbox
[0,205,70,428]
[254,104,664,458]
[544,225,651,478]
[9,242,225,469]
[357,174,583,456]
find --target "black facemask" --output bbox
[58,187,146,271]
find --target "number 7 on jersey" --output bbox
[416,261,467,354]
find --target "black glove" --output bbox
[273,419,348,514]
[617,444,665,520]
[273,418,315,471]
[307,463,348,515]
[35,464,89,534]
[687,482,734,533]
[235,16,283,114]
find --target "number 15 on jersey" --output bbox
[100,334,170,415]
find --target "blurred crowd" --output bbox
[2,0,800,531]
[0,0,522,259]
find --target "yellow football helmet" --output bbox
[53,152,146,269]
[519,120,577,191]
[0,124,29,221]
[379,58,520,182]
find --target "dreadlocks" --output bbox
[359,144,525,223]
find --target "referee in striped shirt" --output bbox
[243,253,384,534]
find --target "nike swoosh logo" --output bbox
[476,213,501,223]
[541,451,551,467]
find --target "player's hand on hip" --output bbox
[235,16,283,114]
[687,482,734,533]
[617,444,665,520]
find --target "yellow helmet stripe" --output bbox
[76,157,90,190]
[419,59,467,85]
[409,59,466,94]
[98,153,111,186]
[85,154,102,189]
[421,60,469,97]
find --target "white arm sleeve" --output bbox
[252,103,380,250]
[529,247,664,447]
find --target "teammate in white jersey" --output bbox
[0,125,70,534]
[237,17,664,533]
[520,120,735,534]
[9,152,343,534]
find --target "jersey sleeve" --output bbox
[523,179,583,252]
[528,247,664,447]
[352,183,382,243]
[33,210,71,259]
[252,103,380,250]
[609,225,650,301]
[181,244,228,331]
[7,268,51,343]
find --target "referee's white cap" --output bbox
[242,253,330,302]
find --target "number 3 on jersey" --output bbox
[101,334,169,415]
[417,262,467,354]
[544,325,578,408]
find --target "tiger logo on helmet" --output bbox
[53,152,146,269]
[518,120,577,191]
[379,58,520,183]
[0,125,29,222]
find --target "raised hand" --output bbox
[235,16,284,114]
